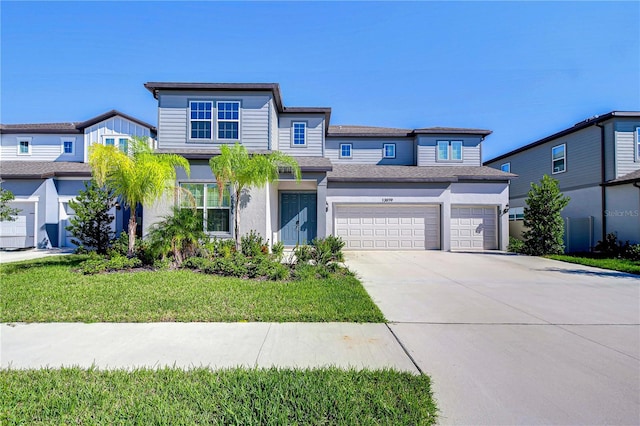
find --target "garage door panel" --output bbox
[335,204,440,251]
[451,205,498,250]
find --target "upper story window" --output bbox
[190,101,213,139]
[60,137,75,155]
[180,183,231,234]
[292,122,306,146]
[501,163,511,173]
[105,137,115,147]
[437,140,463,161]
[383,143,396,159]
[552,144,566,174]
[340,143,352,159]
[17,138,32,155]
[635,127,640,161]
[119,138,129,153]
[217,101,239,140]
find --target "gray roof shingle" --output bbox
[0,161,92,179]
[327,125,492,138]
[327,164,515,183]
[0,110,155,134]
[604,169,640,186]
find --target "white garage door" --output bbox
[334,204,440,250]
[450,206,497,250]
[0,202,35,248]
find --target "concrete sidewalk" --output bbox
[1,322,418,372]
[0,248,73,264]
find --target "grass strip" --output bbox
[0,367,437,425]
[546,254,640,275]
[0,256,384,323]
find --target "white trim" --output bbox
[635,127,640,162]
[188,100,214,141]
[216,100,240,141]
[436,140,463,162]
[500,162,511,173]
[383,143,396,159]
[291,121,307,147]
[339,143,352,159]
[61,137,76,155]
[179,182,232,237]
[17,137,32,155]
[551,143,566,174]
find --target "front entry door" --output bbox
[280,193,317,246]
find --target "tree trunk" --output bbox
[234,189,241,251]
[128,216,136,258]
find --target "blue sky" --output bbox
[1,1,638,160]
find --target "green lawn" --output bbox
[0,256,385,323]
[547,254,640,275]
[0,367,437,425]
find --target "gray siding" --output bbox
[157,90,271,150]
[325,137,414,165]
[277,115,324,157]
[614,118,640,178]
[1,133,83,162]
[416,135,482,167]
[84,116,152,162]
[604,121,616,182]
[487,126,602,198]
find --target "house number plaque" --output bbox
[382,198,394,203]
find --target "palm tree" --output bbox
[209,143,301,249]
[89,136,190,257]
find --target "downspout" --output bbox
[596,122,606,243]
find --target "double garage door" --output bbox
[334,204,497,251]
[335,204,441,250]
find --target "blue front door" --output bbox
[280,193,317,246]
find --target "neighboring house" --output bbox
[485,111,640,252]
[144,82,514,251]
[0,110,155,249]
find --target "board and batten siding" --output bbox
[0,133,83,162]
[614,118,640,178]
[325,137,414,165]
[416,135,482,167]
[277,115,324,157]
[156,90,271,151]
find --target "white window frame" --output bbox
[339,143,352,159]
[179,182,232,235]
[189,100,214,141]
[216,101,240,140]
[552,143,566,174]
[383,143,396,159]
[508,207,525,221]
[436,140,463,162]
[17,137,32,155]
[118,137,129,154]
[104,136,116,147]
[291,122,307,147]
[61,137,75,155]
[501,162,511,173]
[635,127,640,162]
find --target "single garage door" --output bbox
[450,205,497,250]
[334,204,440,250]
[0,202,35,248]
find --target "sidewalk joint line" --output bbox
[384,323,424,375]
[255,323,272,368]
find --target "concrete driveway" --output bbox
[345,251,640,425]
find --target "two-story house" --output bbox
[485,112,640,252]
[143,82,514,251]
[0,111,155,249]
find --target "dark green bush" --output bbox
[78,252,141,275]
[271,241,285,261]
[508,237,526,253]
[146,207,207,265]
[595,233,640,260]
[241,230,268,258]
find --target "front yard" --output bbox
[547,254,640,275]
[0,255,385,323]
[0,367,437,425]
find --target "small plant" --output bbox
[0,181,20,221]
[146,207,207,266]
[78,252,141,275]
[271,241,285,262]
[508,237,525,253]
[241,230,268,258]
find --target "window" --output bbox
[17,138,31,155]
[119,138,128,153]
[636,128,640,161]
[552,144,566,174]
[501,163,511,173]
[217,101,239,140]
[383,143,396,159]
[292,122,306,146]
[437,140,463,161]
[105,138,115,147]
[60,137,75,155]
[339,143,352,159]
[189,101,213,139]
[180,183,231,233]
[508,207,525,221]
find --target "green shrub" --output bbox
[508,237,526,253]
[182,257,211,271]
[271,241,285,261]
[211,253,249,277]
[241,230,268,258]
[293,244,313,263]
[78,252,141,275]
[267,262,290,280]
[626,244,640,261]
